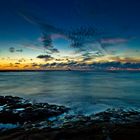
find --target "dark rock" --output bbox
[0,96,69,125]
[1,96,140,140]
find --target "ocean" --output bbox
[0,71,140,115]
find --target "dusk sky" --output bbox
[0,0,140,70]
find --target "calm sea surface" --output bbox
[0,71,140,114]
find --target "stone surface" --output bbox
[0,96,69,125]
[0,96,140,140]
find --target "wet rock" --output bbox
[0,96,69,125]
[1,96,140,140]
[92,108,140,124]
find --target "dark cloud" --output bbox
[9,47,23,53]
[89,62,140,70]
[24,65,29,68]
[20,11,117,60]
[19,11,62,54]
[38,57,140,70]
[32,63,39,67]
[82,50,104,58]
[39,33,60,54]
[15,62,20,65]
[67,26,97,42]
[19,11,101,54]
[67,26,99,49]
[39,60,89,69]
[50,48,59,53]
[19,10,137,64]
[18,58,26,62]
[9,47,15,53]
[16,49,23,52]
[40,33,53,49]
[37,54,53,61]
[19,11,62,33]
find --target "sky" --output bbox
[0,0,140,70]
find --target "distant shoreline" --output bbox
[0,70,72,72]
[0,69,140,72]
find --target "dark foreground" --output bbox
[0,96,140,140]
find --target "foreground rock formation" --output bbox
[0,96,68,124]
[0,96,140,140]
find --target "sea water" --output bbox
[0,71,140,115]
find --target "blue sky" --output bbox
[0,0,140,70]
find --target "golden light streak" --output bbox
[0,55,140,70]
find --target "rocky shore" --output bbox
[0,96,140,140]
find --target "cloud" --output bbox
[40,33,53,49]
[89,62,140,70]
[109,56,140,63]
[18,10,138,67]
[9,47,15,53]
[19,11,62,34]
[67,26,98,48]
[15,62,20,65]
[24,65,29,68]
[9,47,23,53]
[37,55,140,70]
[18,58,26,62]
[19,11,100,54]
[16,49,23,52]
[32,63,39,67]
[19,11,63,54]
[37,54,53,61]
[100,38,128,45]
[39,60,89,70]
[23,43,43,51]
[49,48,59,53]
[81,51,104,62]
[51,34,67,40]
[39,33,59,54]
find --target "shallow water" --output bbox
[0,71,140,115]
